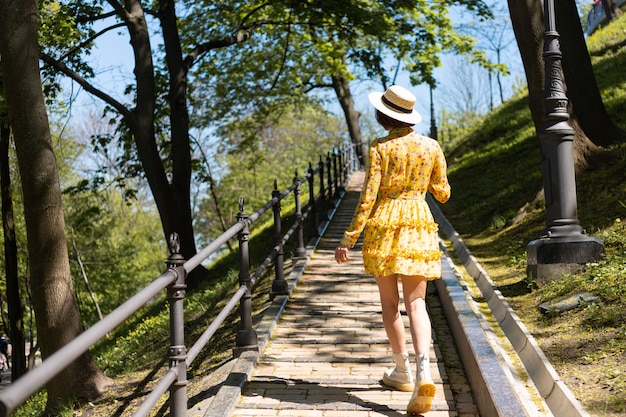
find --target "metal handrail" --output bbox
[0,271,177,415]
[0,142,357,417]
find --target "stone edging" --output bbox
[198,186,348,417]
[428,196,590,417]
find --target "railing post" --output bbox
[307,162,319,238]
[166,233,188,417]
[270,181,288,300]
[343,143,352,183]
[293,170,306,259]
[326,152,335,208]
[338,147,346,190]
[234,198,258,357]
[332,149,340,198]
[318,156,328,221]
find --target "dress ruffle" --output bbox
[340,128,450,278]
[365,201,439,233]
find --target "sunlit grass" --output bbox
[439,15,626,416]
[15,10,626,417]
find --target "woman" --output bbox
[334,85,450,415]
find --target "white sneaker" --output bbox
[382,352,414,392]
[407,353,435,415]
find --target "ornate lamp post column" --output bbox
[527,0,603,285]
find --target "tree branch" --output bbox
[183,25,258,70]
[75,9,119,25]
[39,53,133,120]
[59,22,126,62]
[304,83,334,94]
[183,20,338,71]
[106,0,129,20]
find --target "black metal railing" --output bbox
[0,142,358,417]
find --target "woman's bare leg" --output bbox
[402,275,436,414]
[375,275,407,353]
[401,276,430,355]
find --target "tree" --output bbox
[506,0,611,172]
[459,3,517,108]
[40,0,203,285]
[438,56,492,119]
[0,92,27,381]
[602,0,622,21]
[556,0,624,147]
[200,105,347,235]
[37,0,493,281]
[0,0,110,412]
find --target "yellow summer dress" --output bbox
[340,127,451,279]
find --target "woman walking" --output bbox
[335,85,450,415]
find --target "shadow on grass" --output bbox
[498,278,533,298]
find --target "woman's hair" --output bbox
[375,110,415,129]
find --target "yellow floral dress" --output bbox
[340,127,451,279]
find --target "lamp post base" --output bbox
[527,236,604,286]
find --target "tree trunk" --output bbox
[557,0,624,147]
[507,0,545,131]
[0,0,110,412]
[157,0,207,286]
[496,50,505,104]
[330,72,367,168]
[602,0,622,21]
[507,0,603,172]
[0,115,28,381]
[123,0,205,286]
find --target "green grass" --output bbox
[440,13,626,416]
[14,202,302,416]
[15,13,626,417]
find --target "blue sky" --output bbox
[74,2,525,136]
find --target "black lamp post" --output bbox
[527,0,603,285]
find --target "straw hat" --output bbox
[368,85,422,125]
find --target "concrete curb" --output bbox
[196,187,348,417]
[428,196,591,417]
[436,248,530,417]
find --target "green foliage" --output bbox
[47,121,167,326]
[12,391,47,417]
[184,0,494,128]
[585,12,626,129]
[440,14,626,415]
[38,0,98,99]
[443,89,543,236]
[13,391,78,417]
[195,105,347,240]
[0,122,166,364]
[96,303,171,374]
[64,188,166,326]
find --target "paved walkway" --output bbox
[230,171,476,417]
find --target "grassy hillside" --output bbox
[15,13,626,417]
[440,13,626,416]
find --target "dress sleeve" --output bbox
[428,143,451,203]
[340,143,382,248]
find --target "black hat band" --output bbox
[382,95,412,114]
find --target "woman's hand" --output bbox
[335,244,349,264]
